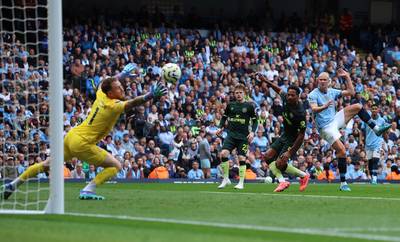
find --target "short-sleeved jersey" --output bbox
[224,101,257,140]
[280,92,306,134]
[308,87,342,129]
[70,88,127,144]
[364,113,385,151]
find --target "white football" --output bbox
[264,176,273,183]
[162,63,181,84]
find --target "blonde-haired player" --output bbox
[308,69,390,191]
[2,64,167,200]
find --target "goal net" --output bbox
[0,0,63,214]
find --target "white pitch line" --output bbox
[66,212,400,242]
[334,227,400,232]
[200,191,400,201]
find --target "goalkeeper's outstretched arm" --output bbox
[124,82,167,112]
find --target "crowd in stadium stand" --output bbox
[1,9,400,182]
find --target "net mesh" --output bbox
[0,0,50,211]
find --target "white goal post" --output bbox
[46,0,64,214]
[0,0,64,214]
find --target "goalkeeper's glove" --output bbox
[144,82,168,101]
[117,63,138,79]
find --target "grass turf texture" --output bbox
[1,182,400,242]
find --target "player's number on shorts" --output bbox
[242,144,249,153]
[88,107,100,125]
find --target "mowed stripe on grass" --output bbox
[66,212,400,242]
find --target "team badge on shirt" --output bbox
[242,108,247,113]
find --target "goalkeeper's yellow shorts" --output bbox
[64,131,108,166]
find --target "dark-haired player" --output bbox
[258,74,310,192]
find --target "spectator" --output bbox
[317,163,335,182]
[199,133,213,179]
[86,164,97,179]
[386,165,400,180]
[346,161,367,180]
[0,157,17,179]
[71,163,86,179]
[187,161,204,179]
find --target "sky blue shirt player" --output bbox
[308,70,391,191]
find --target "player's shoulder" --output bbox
[309,88,319,94]
[243,101,256,111]
[308,88,319,97]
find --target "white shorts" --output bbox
[366,149,380,160]
[320,110,346,145]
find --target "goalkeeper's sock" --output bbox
[83,181,97,193]
[285,164,306,178]
[238,165,246,185]
[270,161,285,183]
[11,162,45,188]
[221,158,229,179]
[92,167,118,186]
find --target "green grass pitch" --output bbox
[1,182,400,242]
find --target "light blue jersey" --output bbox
[364,114,385,151]
[308,88,342,129]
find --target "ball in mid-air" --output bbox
[162,63,181,84]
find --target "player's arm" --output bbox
[248,104,258,142]
[257,73,282,94]
[281,120,306,160]
[124,82,167,112]
[309,101,333,113]
[287,130,305,157]
[114,63,138,82]
[96,63,138,92]
[337,68,355,97]
[216,104,230,136]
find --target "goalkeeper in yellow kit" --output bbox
[1,64,167,200]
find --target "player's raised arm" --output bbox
[115,63,138,81]
[337,68,355,97]
[256,73,282,95]
[124,82,167,112]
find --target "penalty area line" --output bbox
[66,212,400,242]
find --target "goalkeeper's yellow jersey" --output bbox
[70,88,127,144]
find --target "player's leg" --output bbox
[217,148,232,188]
[266,138,290,192]
[320,118,350,191]
[277,135,307,178]
[276,139,309,191]
[79,149,122,200]
[200,159,211,179]
[367,150,379,184]
[344,104,390,136]
[1,159,50,200]
[331,139,350,191]
[267,139,286,183]
[234,140,249,189]
[1,134,74,200]
[218,136,235,188]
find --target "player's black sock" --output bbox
[338,157,347,182]
[221,157,229,164]
[358,108,376,129]
[368,158,379,177]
